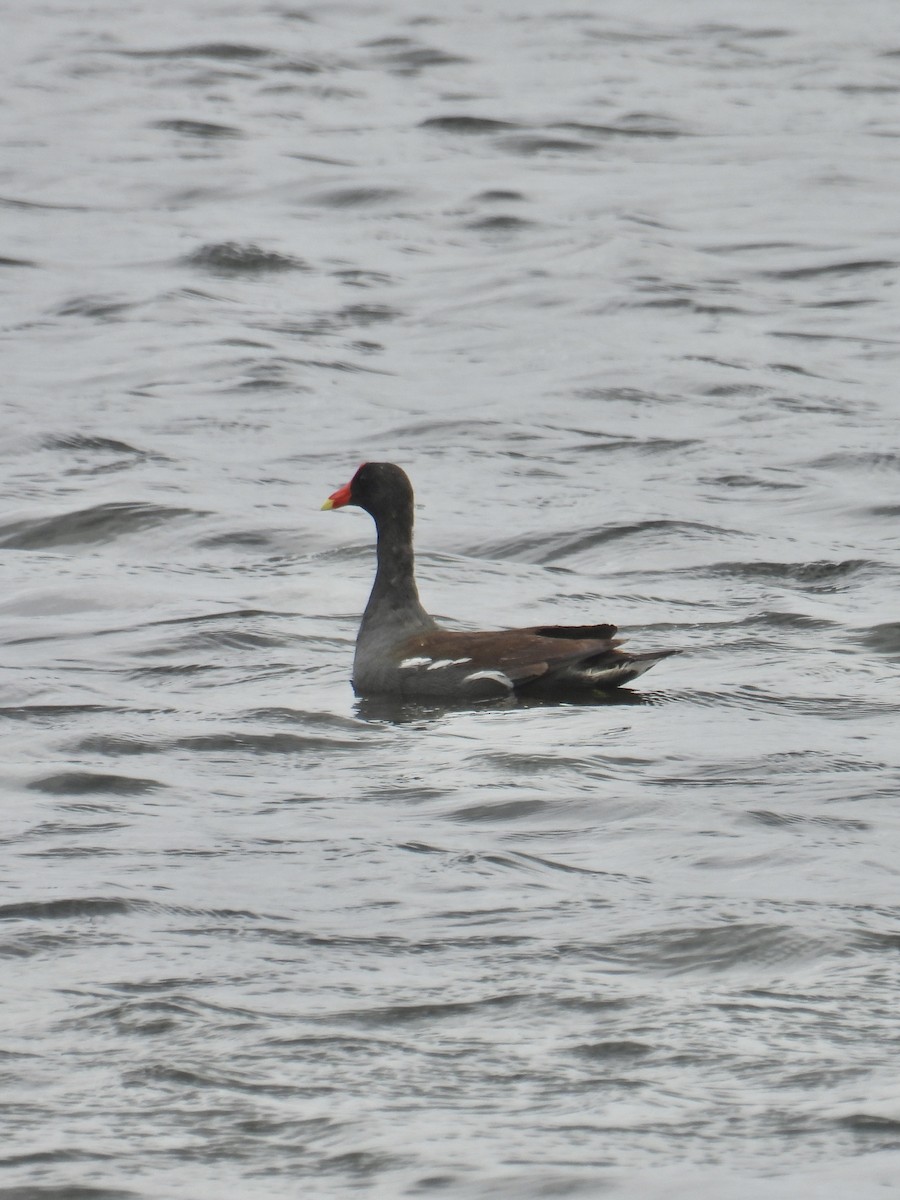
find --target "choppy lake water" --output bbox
[3,1,900,1196]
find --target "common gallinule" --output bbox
[323,462,679,700]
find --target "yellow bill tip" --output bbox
[320,498,335,510]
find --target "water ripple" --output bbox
[0,503,202,549]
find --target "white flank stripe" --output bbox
[399,656,431,669]
[426,657,472,670]
[463,669,513,689]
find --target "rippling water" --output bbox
[4,1,900,1196]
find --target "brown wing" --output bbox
[532,623,619,642]
[397,624,625,688]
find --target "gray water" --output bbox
[3,1,900,1196]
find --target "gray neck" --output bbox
[360,505,435,637]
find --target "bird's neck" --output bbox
[361,505,435,634]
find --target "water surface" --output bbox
[3,1,900,1196]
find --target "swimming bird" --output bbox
[322,462,679,700]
